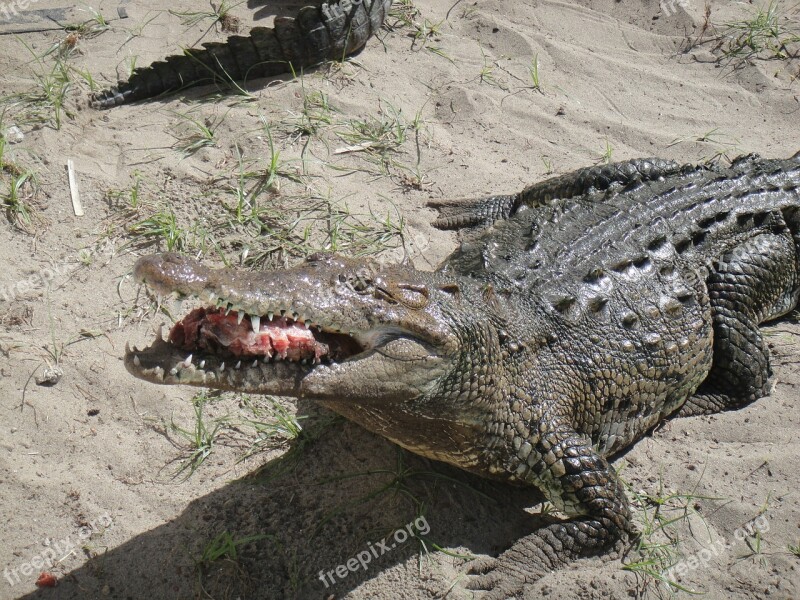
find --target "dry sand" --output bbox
[0,0,799,598]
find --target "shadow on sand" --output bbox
[19,401,547,599]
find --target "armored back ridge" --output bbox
[125,154,800,598]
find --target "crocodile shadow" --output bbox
[18,400,545,599]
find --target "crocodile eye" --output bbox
[390,283,429,308]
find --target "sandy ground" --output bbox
[0,0,799,598]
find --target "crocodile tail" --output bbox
[90,0,390,109]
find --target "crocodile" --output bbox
[90,0,390,108]
[125,153,800,597]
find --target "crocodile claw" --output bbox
[465,554,534,599]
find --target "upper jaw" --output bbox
[133,252,364,335]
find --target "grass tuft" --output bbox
[167,392,226,480]
[717,1,800,64]
[170,0,243,34]
[621,467,720,595]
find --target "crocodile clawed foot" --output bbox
[465,552,541,599]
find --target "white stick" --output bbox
[67,160,84,217]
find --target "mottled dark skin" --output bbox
[127,153,800,598]
[90,0,390,108]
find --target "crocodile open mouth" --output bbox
[167,306,363,364]
[125,297,370,383]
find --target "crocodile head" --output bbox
[126,253,508,465]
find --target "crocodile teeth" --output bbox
[237,311,245,325]
[251,315,261,333]
[267,312,274,321]
[199,360,206,369]
[235,360,242,369]
[251,360,258,368]
[183,354,193,368]
[219,361,226,372]
[133,355,141,367]
[225,305,232,316]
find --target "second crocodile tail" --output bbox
[90,0,391,108]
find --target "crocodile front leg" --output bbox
[467,416,630,598]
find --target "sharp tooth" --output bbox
[133,355,141,367]
[199,360,206,369]
[267,312,274,321]
[207,292,216,304]
[219,362,225,372]
[292,312,299,320]
[252,360,258,368]
[235,360,242,369]
[237,311,245,325]
[262,356,270,364]
[251,315,261,333]
[301,358,307,365]
[183,354,193,368]
[225,305,232,316]
[316,325,322,332]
